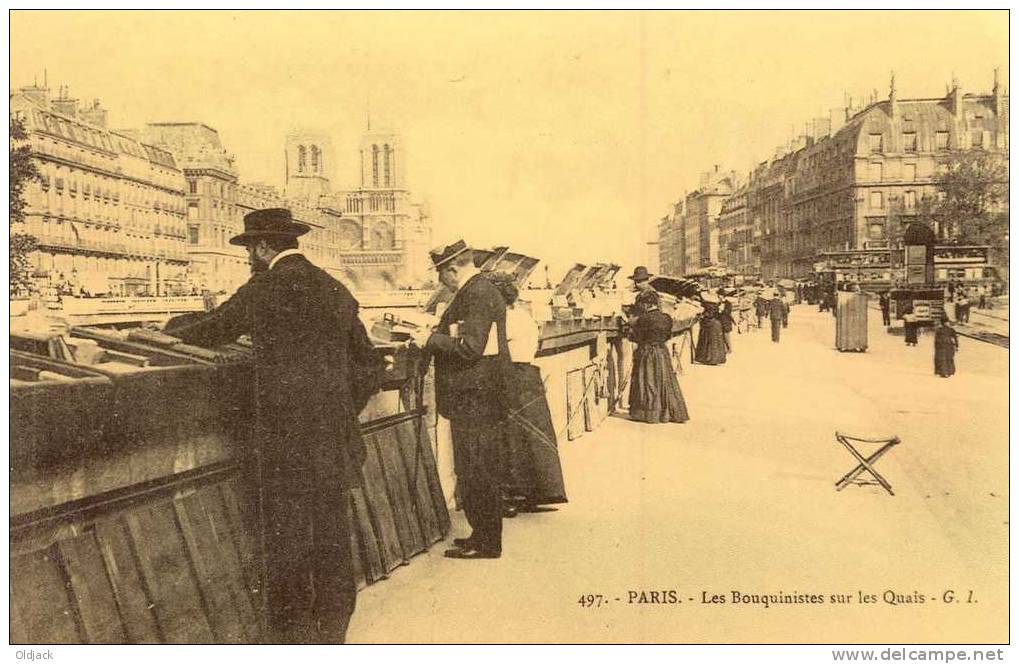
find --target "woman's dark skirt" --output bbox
[502,363,568,505]
[695,318,727,365]
[934,344,956,377]
[629,343,690,424]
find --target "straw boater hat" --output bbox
[229,208,309,246]
[700,290,721,304]
[429,240,470,270]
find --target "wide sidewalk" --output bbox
[348,306,1008,644]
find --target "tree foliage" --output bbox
[933,150,1009,258]
[10,116,40,295]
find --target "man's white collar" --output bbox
[269,249,303,271]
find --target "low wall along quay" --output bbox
[9,313,696,644]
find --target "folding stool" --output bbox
[834,431,901,496]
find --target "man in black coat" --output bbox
[879,291,891,326]
[410,240,511,559]
[768,290,787,343]
[164,208,382,643]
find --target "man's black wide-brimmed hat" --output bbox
[627,266,652,282]
[229,208,310,246]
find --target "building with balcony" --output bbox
[841,73,1008,252]
[706,73,1009,281]
[135,122,245,293]
[11,85,191,297]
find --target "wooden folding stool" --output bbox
[834,431,901,496]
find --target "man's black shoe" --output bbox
[517,504,558,513]
[452,536,476,548]
[444,547,501,560]
[503,505,518,518]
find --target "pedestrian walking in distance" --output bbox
[755,291,769,327]
[934,315,960,378]
[955,291,970,323]
[879,291,891,326]
[767,290,786,343]
[902,312,919,347]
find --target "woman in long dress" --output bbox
[934,315,959,377]
[488,274,568,510]
[627,290,689,424]
[695,300,727,365]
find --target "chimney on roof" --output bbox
[993,68,1004,116]
[889,71,899,120]
[51,85,79,118]
[948,74,964,119]
[20,82,51,107]
[80,98,108,128]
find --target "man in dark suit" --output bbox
[768,289,787,343]
[879,291,892,326]
[164,208,382,643]
[410,240,511,559]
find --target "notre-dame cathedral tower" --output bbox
[284,130,333,204]
[331,125,432,288]
[277,123,432,290]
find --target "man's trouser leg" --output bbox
[264,480,356,644]
[451,412,504,553]
[308,480,356,643]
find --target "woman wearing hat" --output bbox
[695,291,727,365]
[933,314,960,377]
[625,289,689,424]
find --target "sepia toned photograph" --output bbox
[7,8,1010,651]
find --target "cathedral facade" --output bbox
[283,127,433,291]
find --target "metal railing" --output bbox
[60,296,206,316]
[356,290,430,308]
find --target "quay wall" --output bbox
[10,317,694,643]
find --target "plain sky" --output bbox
[10,10,1009,276]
